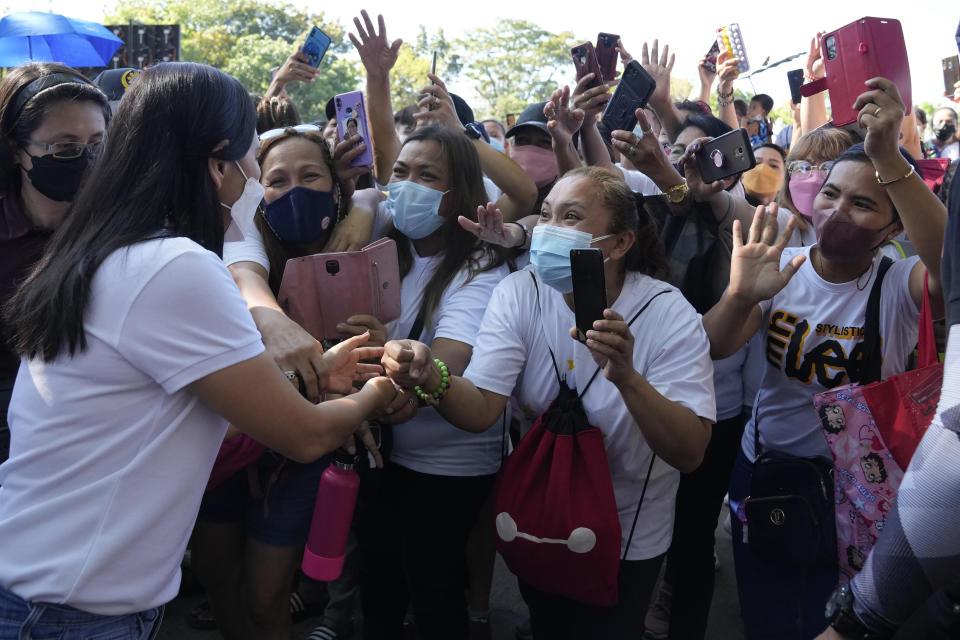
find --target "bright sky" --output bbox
[5,0,959,118]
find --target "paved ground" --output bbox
[156,524,744,640]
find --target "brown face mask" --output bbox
[812,207,897,263]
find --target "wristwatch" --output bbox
[664,179,690,204]
[824,583,889,640]
[464,121,489,143]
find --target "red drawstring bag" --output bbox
[206,433,266,491]
[917,158,950,196]
[861,275,943,469]
[492,274,662,607]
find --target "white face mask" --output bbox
[221,161,265,242]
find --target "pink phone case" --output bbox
[800,17,911,128]
[278,238,401,341]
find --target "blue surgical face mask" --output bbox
[263,186,337,246]
[488,138,505,153]
[529,225,613,293]
[387,180,448,239]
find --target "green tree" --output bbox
[454,20,576,120]
[670,77,693,103]
[103,0,361,121]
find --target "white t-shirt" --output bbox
[616,164,662,196]
[742,246,920,462]
[372,202,509,476]
[0,238,265,615]
[464,267,716,560]
[223,220,270,271]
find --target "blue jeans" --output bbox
[728,449,837,640]
[0,586,163,639]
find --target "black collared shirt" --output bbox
[0,194,54,381]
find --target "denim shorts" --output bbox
[197,451,330,547]
[0,585,163,640]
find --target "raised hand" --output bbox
[413,73,461,130]
[805,32,825,80]
[697,53,717,89]
[337,314,389,348]
[316,332,384,395]
[716,49,740,90]
[458,203,521,248]
[349,10,402,80]
[273,51,319,88]
[571,73,613,123]
[640,39,675,112]
[616,38,633,67]
[728,204,805,305]
[544,85,585,144]
[853,77,908,163]
[610,108,669,176]
[331,133,372,202]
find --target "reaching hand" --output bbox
[321,198,375,253]
[640,39,675,111]
[316,332,384,395]
[256,309,326,403]
[382,339,434,389]
[853,77,908,163]
[716,49,740,90]
[545,85,585,144]
[610,108,669,176]
[569,308,638,386]
[413,74,462,130]
[336,314,388,348]
[343,420,384,468]
[728,203,805,305]
[805,32,825,80]
[616,38,633,67]
[458,203,521,248]
[273,51,319,89]
[697,54,717,89]
[349,10,402,80]
[571,73,613,123]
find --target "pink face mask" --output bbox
[812,208,896,263]
[788,170,829,221]
[510,145,558,188]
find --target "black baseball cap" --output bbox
[505,102,548,138]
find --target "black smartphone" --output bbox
[787,69,804,105]
[944,56,959,96]
[571,248,607,343]
[697,128,756,184]
[571,42,604,90]
[600,60,656,134]
[596,32,620,81]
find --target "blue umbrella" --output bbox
[0,11,124,68]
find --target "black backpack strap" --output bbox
[856,256,894,385]
[406,300,427,341]
[529,271,564,386]
[622,453,657,560]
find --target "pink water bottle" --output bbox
[301,452,360,581]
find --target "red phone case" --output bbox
[800,17,911,128]
[572,42,604,88]
[596,33,620,81]
[278,238,401,341]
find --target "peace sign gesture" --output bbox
[728,203,806,305]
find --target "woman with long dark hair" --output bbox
[0,62,110,465]
[0,62,398,638]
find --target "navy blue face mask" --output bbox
[263,186,337,246]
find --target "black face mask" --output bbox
[22,148,95,202]
[933,122,957,142]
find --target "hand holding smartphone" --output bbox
[335,91,374,167]
[696,128,756,184]
[571,249,607,343]
[600,60,656,134]
[571,42,604,90]
[596,33,620,80]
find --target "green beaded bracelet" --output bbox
[414,359,450,407]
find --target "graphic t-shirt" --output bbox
[742,246,920,462]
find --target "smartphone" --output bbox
[301,26,331,67]
[505,113,517,129]
[702,40,721,74]
[944,56,960,96]
[596,33,620,81]
[600,59,656,134]
[571,42,604,89]
[717,23,749,73]
[787,69,804,105]
[571,248,607,343]
[334,91,374,167]
[697,128,756,184]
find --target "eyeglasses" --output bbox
[787,160,834,175]
[259,124,322,142]
[23,138,103,160]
